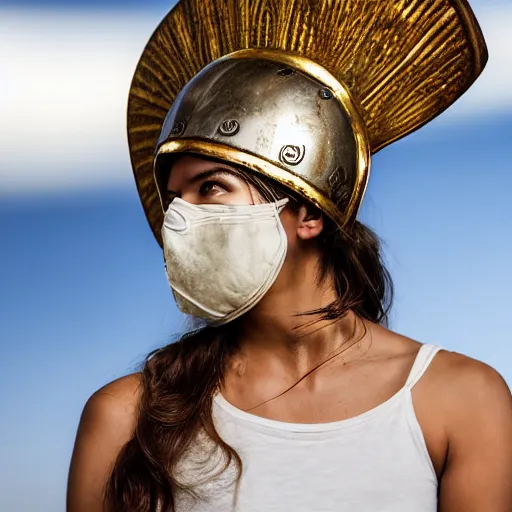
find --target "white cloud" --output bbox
[0,5,510,195]
[0,8,163,194]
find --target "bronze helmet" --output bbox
[127,0,487,245]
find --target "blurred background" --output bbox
[1,0,511,510]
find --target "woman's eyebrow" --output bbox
[166,167,240,194]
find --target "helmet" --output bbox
[128,0,487,245]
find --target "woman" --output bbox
[68,0,511,510]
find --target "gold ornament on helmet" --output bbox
[127,0,487,246]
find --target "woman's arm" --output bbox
[67,374,141,512]
[438,356,512,511]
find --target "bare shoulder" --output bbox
[425,352,512,509]
[372,326,511,405]
[424,349,511,433]
[67,373,143,512]
[429,350,510,404]
[86,372,143,426]
[77,373,143,444]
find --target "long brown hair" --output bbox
[105,167,393,511]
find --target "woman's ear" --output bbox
[296,205,324,240]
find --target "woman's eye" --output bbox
[199,181,226,196]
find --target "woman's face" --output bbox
[166,154,324,253]
[166,154,264,207]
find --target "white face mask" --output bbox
[162,197,289,323]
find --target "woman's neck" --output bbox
[234,260,367,381]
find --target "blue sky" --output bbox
[1,0,511,510]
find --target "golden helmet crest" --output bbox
[128,0,487,245]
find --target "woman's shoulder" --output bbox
[378,326,508,396]
[426,347,509,398]
[83,372,143,437]
[420,349,511,505]
[89,372,142,410]
[67,373,143,510]
[377,328,509,417]
[413,343,510,440]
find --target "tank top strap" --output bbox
[404,344,442,390]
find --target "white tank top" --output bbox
[174,344,441,511]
